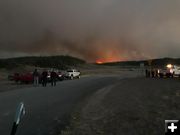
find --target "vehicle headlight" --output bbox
[167,64,173,69]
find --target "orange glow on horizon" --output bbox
[96,60,103,64]
[95,57,121,64]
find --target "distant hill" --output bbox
[0,55,86,69]
[101,58,180,67]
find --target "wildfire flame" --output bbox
[96,57,121,64]
[96,60,103,64]
[94,41,124,64]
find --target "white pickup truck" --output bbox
[65,69,80,79]
[170,65,180,77]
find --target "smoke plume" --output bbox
[0,0,180,62]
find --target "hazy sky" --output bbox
[0,0,180,62]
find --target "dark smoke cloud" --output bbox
[0,0,180,62]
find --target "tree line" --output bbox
[0,55,86,69]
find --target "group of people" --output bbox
[145,69,159,78]
[33,69,57,87]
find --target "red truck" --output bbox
[10,72,33,84]
[19,72,34,83]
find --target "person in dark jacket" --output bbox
[145,69,148,77]
[33,69,39,86]
[50,70,57,86]
[42,70,48,87]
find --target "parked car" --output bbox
[158,64,180,78]
[165,68,173,78]
[9,72,34,84]
[19,72,34,84]
[12,73,21,83]
[158,68,167,78]
[168,65,180,77]
[57,71,65,81]
[64,69,80,79]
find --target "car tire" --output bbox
[70,75,74,80]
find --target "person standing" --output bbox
[42,70,48,87]
[145,69,148,78]
[33,69,39,86]
[151,69,155,78]
[50,70,57,86]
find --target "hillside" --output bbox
[0,55,85,70]
[101,58,180,67]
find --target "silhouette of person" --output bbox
[33,69,39,86]
[42,70,48,87]
[51,70,57,86]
